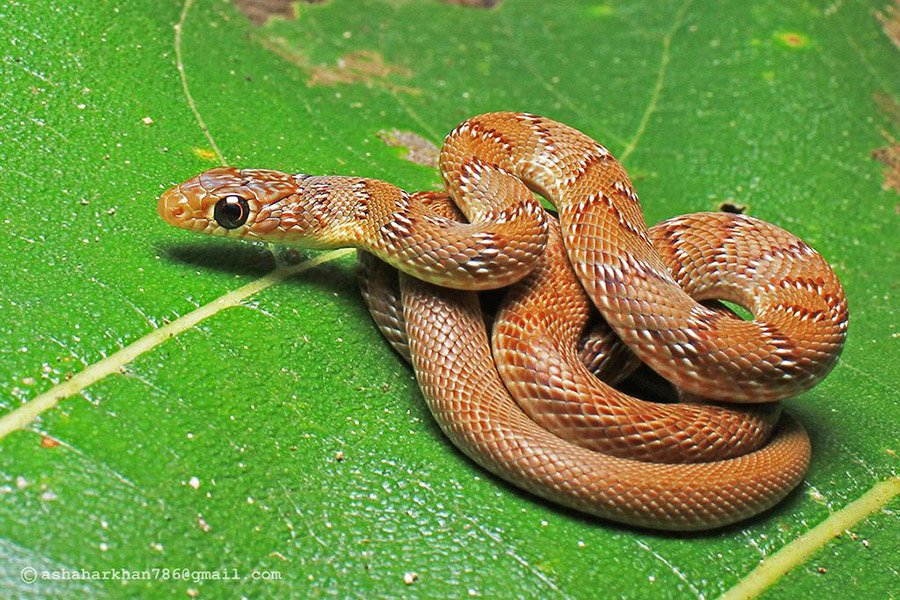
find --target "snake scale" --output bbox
[158,112,847,530]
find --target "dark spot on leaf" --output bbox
[718,201,747,214]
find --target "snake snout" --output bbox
[158,176,207,230]
[157,187,181,221]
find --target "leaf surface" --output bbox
[1,0,897,597]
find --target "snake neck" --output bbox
[257,175,402,249]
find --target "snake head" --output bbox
[158,166,312,240]
[158,166,377,247]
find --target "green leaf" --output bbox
[1,0,897,598]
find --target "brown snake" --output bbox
[158,112,848,530]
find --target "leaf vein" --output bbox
[620,0,693,163]
[719,477,900,600]
[0,249,354,440]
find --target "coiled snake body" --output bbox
[159,112,847,530]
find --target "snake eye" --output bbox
[213,195,250,229]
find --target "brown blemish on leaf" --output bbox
[237,0,497,23]
[308,50,418,93]
[775,31,811,48]
[257,36,419,94]
[192,148,219,162]
[871,133,900,195]
[872,93,900,195]
[440,0,502,7]
[233,0,326,26]
[377,129,439,167]
[718,201,747,214]
[876,1,900,49]
[871,7,900,194]
[874,91,900,124]
[40,435,61,448]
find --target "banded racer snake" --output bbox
[158,112,847,530]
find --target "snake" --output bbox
[158,112,848,530]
